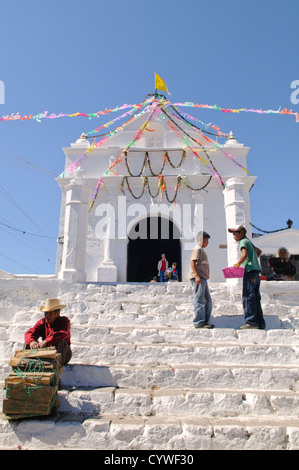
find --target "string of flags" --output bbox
[0,74,297,210]
[1,99,298,123]
[1,72,298,123]
[55,74,296,208]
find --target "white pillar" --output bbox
[97,196,118,282]
[58,168,90,283]
[223,176,255,274]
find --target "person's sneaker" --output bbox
[194,323,214,329]
[239,323,259,330]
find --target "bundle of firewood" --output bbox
[3,347,61,419]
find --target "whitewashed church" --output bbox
[55,96,298,284]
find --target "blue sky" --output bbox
[0,0,298,275]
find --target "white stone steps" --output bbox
[60,363,299,391]
[5,316,292,347]
[57,386,299,419]
[70,324,299,345]
[70,342,298,367]
[1,413,299,450]
[1,279,299,450]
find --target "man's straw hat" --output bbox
[40,298,66,312]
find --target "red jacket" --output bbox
[25,316,71,346]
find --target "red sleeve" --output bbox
[24,318,45,345]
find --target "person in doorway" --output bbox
[228,225,266,330]
[190,232,213,329]
[267,247,296,281]
[24,298,72,366]
[157,253,168,282]
[167,262,179,281]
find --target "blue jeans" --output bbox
[242,271,266,328]
[191,278,212,326]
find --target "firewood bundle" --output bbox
[3,347,61,419]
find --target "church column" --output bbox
[97,194,118,282]
[58,168,90,283]
[223,177,254,268]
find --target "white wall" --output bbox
[56,108,255,283]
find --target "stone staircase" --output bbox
[1,277,299,450]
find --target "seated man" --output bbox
[166,262,179,281]
[24,298,72,366]
[267,247,296,281]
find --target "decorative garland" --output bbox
[0,98,155,123]
[161,107,225,188]
[120,175,212,204]
[65,98,255,210]
[89,178,104,212]
[58,105,151,178]
[170,104,229,138]
[43,92,294,209]
[172,101,299,123]
[105,102,159,177]
[122,175,180,203]
[58,93,276,180]
[124,150,186,177]
[88,100,231,208]
[182,175,212,191]
[2,96,298,124]
[1,88,296,213]
[168,107,251,176]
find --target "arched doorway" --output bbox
[127,216,181,282]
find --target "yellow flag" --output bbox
[155,73,168,93]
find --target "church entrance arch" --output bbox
[127,216,181,282]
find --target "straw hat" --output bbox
[40,298,66,312]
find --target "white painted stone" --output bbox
[1,277,299,450]
[55,106,260,283]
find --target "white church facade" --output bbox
[55,98,257,283]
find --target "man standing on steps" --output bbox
[190,231,214,329]
[228,225,266,330]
